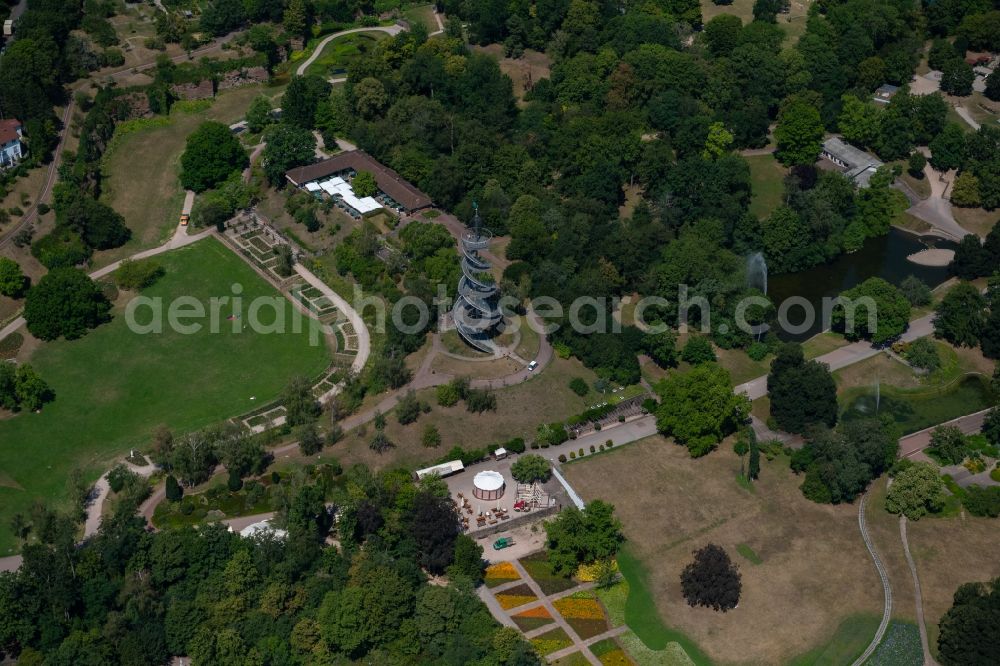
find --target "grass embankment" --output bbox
[0,238,330,554]
[746,153,787,219]
[97,87,280,269]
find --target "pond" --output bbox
[841,375,996,435]
[768,228,956,341]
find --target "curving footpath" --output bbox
[295,25,405,77]
[900,517,940,666]
[852,491,893,666]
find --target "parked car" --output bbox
[493,537,515,550]
[180,213,190,226]
[527,360,538,371]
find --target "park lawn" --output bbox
[715,347,772,386]
[303,31,389,78]
[335,355,598,471]
[786,614,882,666]
[0,238,330,555]
[952,205,997,237]
[746,153,787,219]
[905,509,1000,660]
[403,3,439,32]
[801,331,850,359]
[700,0,810,44]
[563,436,883,665]
[95,86,276,269]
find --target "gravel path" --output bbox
[900,517,940,666]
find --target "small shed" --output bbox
[415,460,464,480]
[494,447,508,460]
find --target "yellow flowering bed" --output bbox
[495,583,537,610]
[576,559,618,582]
[484,561,521,588]
[553,594,605,620]
[553,592,609,639]
[530,627,573,656]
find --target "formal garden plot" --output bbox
[242,405,288,434]
[553,591,610,639]
[494,583,538,610]
[551,652,591,666]
[867,621,923,666]
[224,219,296,283]
[530,626,574,657]
[590,637,634,666]
[519,551,578,595]
[484,561,521,588]
[511,605,555,632]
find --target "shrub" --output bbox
[506,437,526,454]
[227,468,243,492]
[396,389,422,425]
[421,424,441,448]
[114,259,165,291]
[589,445,596,453]
[569,377,589,396]
[106,464,132,494]
[570,451,576,459]
[962,485,1000,517]
[599,444,605,451]
[680,544,741,612]
[606,440,613,447]
[466,388,497,413]
[747,341,769,361]
[165,474,182,502]
[436,381,461,406]
[558,454,567,462]
[578,448,584,457]
[682,336,717,364]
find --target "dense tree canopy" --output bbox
[767,343,837,434]
[832,277,911,344]
[937,578,1000,666]
[655,364,749,456]
[180,121,249,192]
[680,544,741,612]
[23,268,111,341]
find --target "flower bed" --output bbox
[591,637,634,666]
[519,551,577,595]
[530,626,574,656]
[495,583,538,610]
[484,561,521,588]
[553,591,610,639]
[512,605,554,632]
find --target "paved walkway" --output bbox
[900,517,940,666]
[507,559,602,665]
[294,263,370,374]
[899,407,991,459]
[906,160,973,241]
[296,25,405,77]
[735,312,936,400]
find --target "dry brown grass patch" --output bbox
[563,436,882,664]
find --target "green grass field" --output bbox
[0,238,330,554]
[303,31,389,78]
[746,153,787,219]
[786,614,880,665]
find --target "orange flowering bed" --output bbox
[512,605,553,632]
[495,583,538,610]
[484,562,521,588]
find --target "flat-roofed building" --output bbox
[820,137,884,188]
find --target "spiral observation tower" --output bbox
[453,204,502,352]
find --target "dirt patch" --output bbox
[472,45,551,105]
[564,436,882,664]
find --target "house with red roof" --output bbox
[0,119,24,168]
